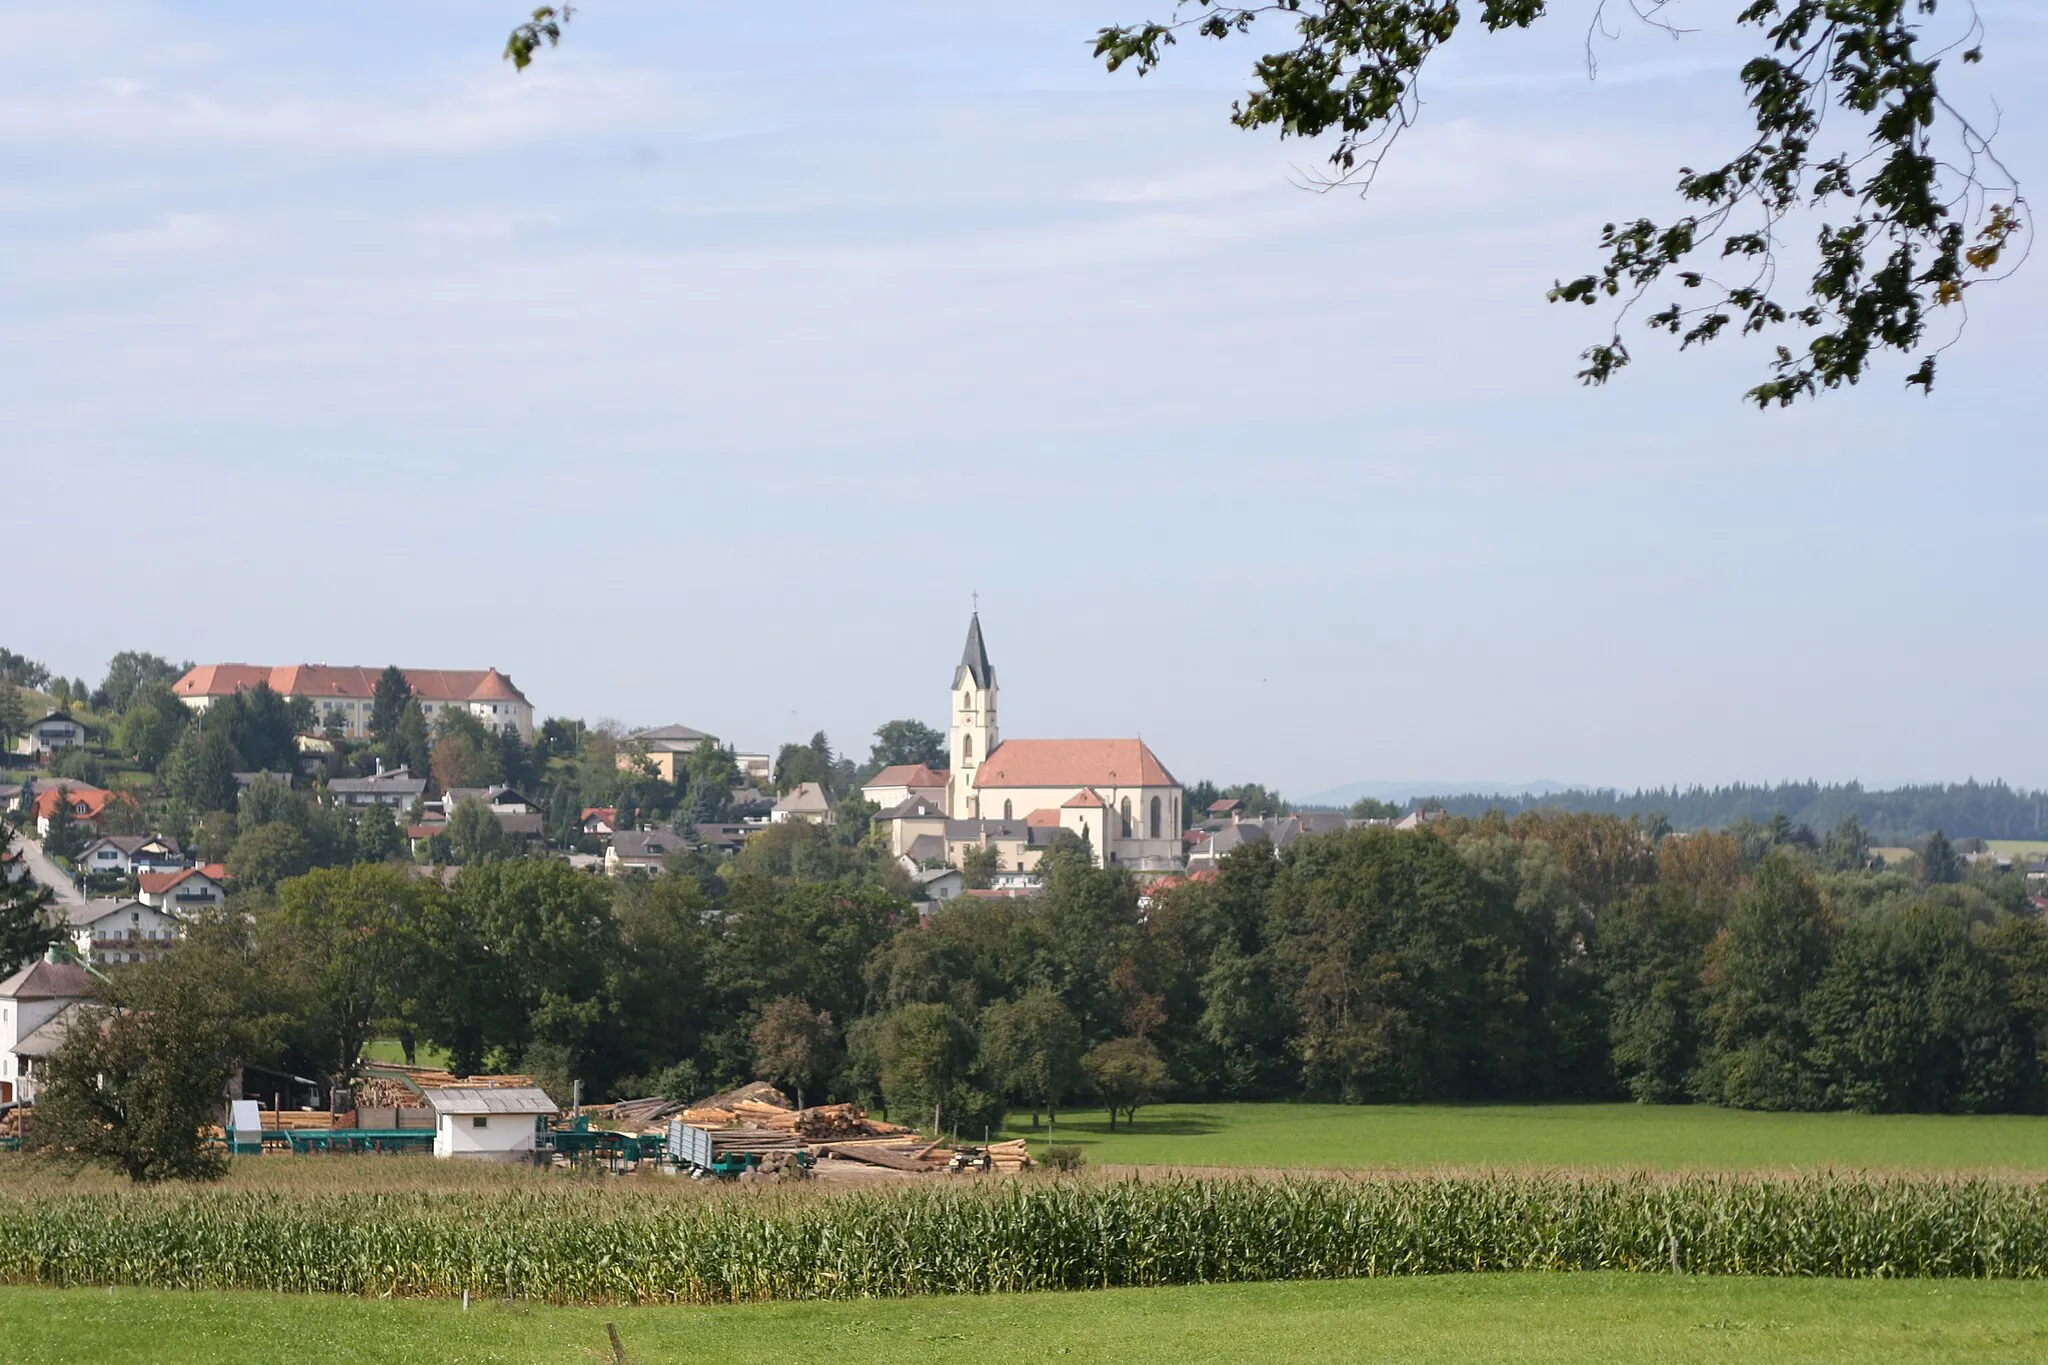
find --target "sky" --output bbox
[3,2,2044,801]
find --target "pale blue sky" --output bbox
[4,2,2044,798]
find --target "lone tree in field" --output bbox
[979,988,1086,1128]
[1083,1036,1170,1130]
[511,1,2026,405]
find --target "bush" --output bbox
[1042,1143,1086,1172]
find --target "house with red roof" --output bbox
[940,613,1185,871]
[861,763,948,810]
[174,663,533,741]
[31,785,129,840]
[136,865,228,913]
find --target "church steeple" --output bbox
[956,611,995,691]
[948,611,999,818]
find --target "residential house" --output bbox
[426,1086,558,1161]
[137,865,227,914]
[579,807,618,838]
[16,711,86,757]
[66,898,182,966]
[772,782,835,825]
[693,823,750,856]
[734,753,772,786]
[913,866,965,906]
[862,763,949,811]
[0,957,95,1104]
[76,834,184,880]
[444,786,536,814]
[325,766,429,811]
[494,812,546,848]
[605,829,688,875]
[1184,813,1351,871]
[621,724,720,783]
[175,664,535,742]
[32,784,116,840]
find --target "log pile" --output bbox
[987,1139,1032,1172]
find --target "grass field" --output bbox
[996,1102,2048,1172]
[1987,839,2048,861]
[0,1276,2040,1365]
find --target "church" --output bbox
[940,613,1185,871]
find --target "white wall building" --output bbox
[0,959,94,1105]
[426,1086,558,1161]
[174,664,535,742]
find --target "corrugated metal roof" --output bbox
[423,1086,558,1115]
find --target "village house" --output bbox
[15,711,86,758]
[620,724,720,783]
[31,784,120,840]
[772,782,834,825]
[66,898,182,967]
[605,829,687,875]
[75,834,184,880]
[174,664,535,742]
[136,865,227,914]
[0,957,94,1105]
[325,766,429,810]
[442,786,537,814]
[580,807,618,838]
[862,764,948,810]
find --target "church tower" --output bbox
[949,612,999,819]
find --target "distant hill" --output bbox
[1299,779,1578,808]
[1307,779,2048,845]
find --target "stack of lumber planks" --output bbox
[987,1139,1032,1171]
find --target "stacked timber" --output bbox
[987,1140,1032,1172]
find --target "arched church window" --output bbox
[1149,796,1162,840]
[1120,798,1133,839]
[963,735,974,760]
[1003,800,1012,821]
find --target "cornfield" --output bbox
[0,1174,2041,1303]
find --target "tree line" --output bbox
[24,805,2048,1182]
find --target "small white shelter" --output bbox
[425,1086,558,1161]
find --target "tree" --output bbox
[0,685,24,751]
[115,683,188,772]
[100,652,186,714]
[958,843,1002,889]
[1694,853,1834,1109]
[393,700,433,776]
[0,648,49,691]
[1082,1035,1169,1129]
[1092,0,2025,406]
[1349,796,1403,821]
[446,797,508,864]
[34,957,253,1182]
[1596,883,1722,1103]
[42,787,83,861]
[875,1003,979,1131]
[979,988,1085,1127]
[237,773,306,834]
[1919,829,1963,887]
[750,997,838,1109]
[225,822,310,895]
[368,666,412,747]
[773,732,836,795]
[0,816,57,973]
[1821,814,1872,873]
[432,708,501,791]
[869,720,947,772]
[49,748,104,787]
[353,804,403,863]
[267,864,427,1088]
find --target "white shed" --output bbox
[425,1086,559,1161]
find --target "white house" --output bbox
[66,898,182,967]
[771,782,834,825]
[326,767,429,810]
[604,829,686,875]
[174,664,535,742]
[76,834,184,880]
[136,866,227,913]
[443,786,536,814]
[425,1086,558,1161]
[862,763,948,811]
[17,711,86,757]
[0,958,95,1105]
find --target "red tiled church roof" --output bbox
[973,739,1177,790]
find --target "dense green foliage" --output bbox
[0,1174,2043,1301]
[1423,780,2048,845]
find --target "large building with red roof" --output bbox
[173,664,534,741]
[943,613,1184,871]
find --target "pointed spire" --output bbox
[958,612,994,689]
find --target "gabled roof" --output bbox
[32,785,112,820]
[775,782,832,814]
[974,739,1178,791]
[612,830,681,860]
[1061,787,1108,809]
[878,795,947,821]
[955,613,995,690]
[1025,807,1062,827]
[79,834,179,857]
[14,1002,87,1057]
[423,1086,558,1115]
[867,763,947,790]
[138,867,223,896]
[902,833,948,864]
[64,898,152,929]
[629,723,716,751]
[0,960,95,1001]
